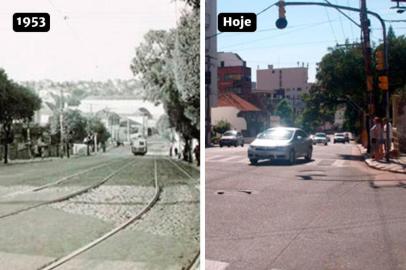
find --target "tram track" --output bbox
[0,160,135,220]
[36,157,199,270]
[36,157,161,270]
[165,158,200,270]
[0,159,119,199]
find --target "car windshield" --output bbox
[315,133,326,137]
[335,134,344,137]
[258,129,294,140]
[223,131,236,136]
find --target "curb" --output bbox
[357,144,406,174]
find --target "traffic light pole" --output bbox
[360,0,373,155]
[277,1,389,156]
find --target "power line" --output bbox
[222,39,338,52]
[206,1,279,40]
[323,5,338,44]
[220,19,341,50]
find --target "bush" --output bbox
[213,120,231,135]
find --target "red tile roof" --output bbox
[217,92,260,112]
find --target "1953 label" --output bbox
[13,13,50,32]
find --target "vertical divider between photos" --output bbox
[200,0,206,268]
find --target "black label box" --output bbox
[218,13,257,32]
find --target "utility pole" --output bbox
[205,55,212,147]
[360,0,373,154]
[59,89,64,158]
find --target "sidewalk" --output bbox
[357,144,406,174]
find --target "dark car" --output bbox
[219,130,244,147]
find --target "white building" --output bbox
[75,96,165,142]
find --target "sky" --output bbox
[217,0,406,82]
[0,0,183,81]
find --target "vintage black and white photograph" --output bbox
[0,0,200,269]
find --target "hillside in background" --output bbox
[19,79,143,106]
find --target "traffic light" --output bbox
[275,0,287,29]
[375,50,384,71]
[378,75,389,91]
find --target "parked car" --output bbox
[333,133,346,144]
[248,127,313,165]
[219,130,244,147]
[130,134,147,155]
[313,132,328,145]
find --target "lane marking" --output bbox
[205,259,229,270]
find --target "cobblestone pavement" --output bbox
[0,141,200,270]
[50,185,156,226]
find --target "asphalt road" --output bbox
[0,137,199,270]
[206,142,406,270]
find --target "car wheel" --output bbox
[288,150,296,165]
[324,142,327,146]
[249,159,258,165]
[305,148,312,161]
[234,142,238,147]
[220,144,223,148]
[241,142,244,147]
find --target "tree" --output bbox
[156,114,173,141]
[87,116,110,145]
[299,85,335,133]
[274,99,293,126]
[213,120,231,135]
[0,69,41,164]
[173,8,200,130]
[131,13,200,161]
[300,45,365,133]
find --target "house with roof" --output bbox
[212,91,266,137]
[214,52,268,137]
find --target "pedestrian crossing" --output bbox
[206,155,354,167]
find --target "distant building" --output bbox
[33,102,53,127]
[74,96,164,142]
[255,65,312,114]
[218,52,252,97]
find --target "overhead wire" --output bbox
[323,3,338,44]
[220,19,339,50]
[205,1,279,40]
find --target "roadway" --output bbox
[0,136,199,270]
[206,142,406,270]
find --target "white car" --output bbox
[313,132,328,145]
[248,127,313,165]
[130,134,147,155]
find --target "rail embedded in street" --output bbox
[0,160,135,220]
[36,158,161,270]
